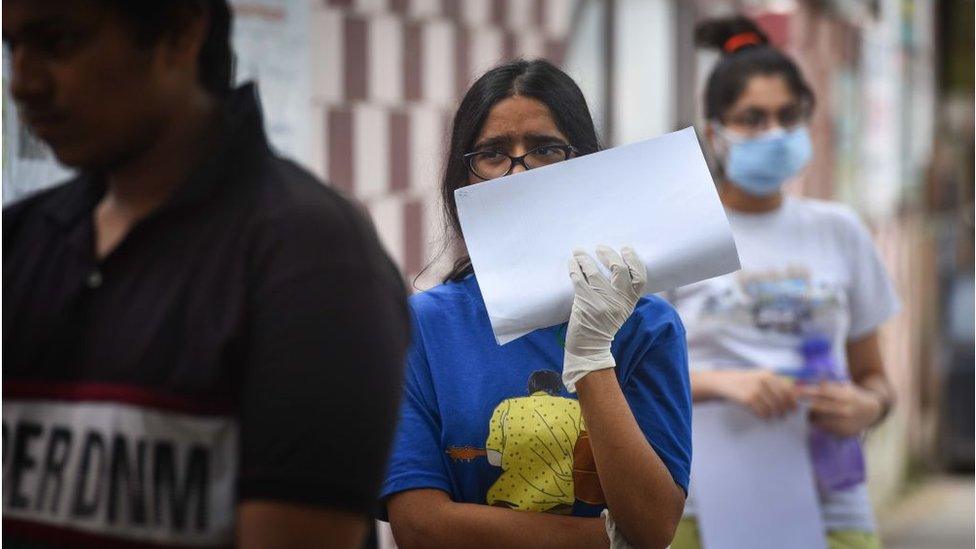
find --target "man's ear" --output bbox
[160,5,210,72]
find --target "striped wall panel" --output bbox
[313,0,578,284]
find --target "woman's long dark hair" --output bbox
[695,16,815,122]
[436,59,601,283]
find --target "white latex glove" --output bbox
[563,246,647,393]
[601,509,636,549]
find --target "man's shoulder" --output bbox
[242,155,379,251]
[3,178,82,237]
[250,156,363,221]
[4,178,78,213]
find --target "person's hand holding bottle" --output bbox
[796,382,886,437]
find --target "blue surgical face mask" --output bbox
[717,125,812,197]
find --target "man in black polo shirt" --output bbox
[3,1,409,547]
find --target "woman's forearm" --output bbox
[689,370,732,402]
[388,489,607,549]
[847,332,896,423]
[576,369,685,549]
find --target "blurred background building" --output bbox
[2,0,972,546]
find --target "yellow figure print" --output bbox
[485,370,585,513]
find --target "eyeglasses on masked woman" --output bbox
[722,100,812,136]
[463,144,578,181]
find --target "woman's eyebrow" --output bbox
[471,135,511,150]
[471,133,568,151]
[524,133,569,145]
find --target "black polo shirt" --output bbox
[2,85,409,547]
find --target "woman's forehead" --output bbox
[477,96,565,140]
[729,75,797,111]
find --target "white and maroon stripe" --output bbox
[3,381,236,417]
[314,0,578,281]
[3,382,238,547]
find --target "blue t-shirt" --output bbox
[381,275,691,517]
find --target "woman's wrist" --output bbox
[564,350,616,394]
[860,384,892,427]
[855,374,894,427]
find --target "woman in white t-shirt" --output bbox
[669,16,899,549]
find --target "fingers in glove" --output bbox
[568,257,590,293]
[620,246,647,294]
[572,249,612,291]
[595,245,633,295]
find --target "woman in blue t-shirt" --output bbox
[381,59,692,548]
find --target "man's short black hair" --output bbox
[102,0,235,97]
[528,370,564,396]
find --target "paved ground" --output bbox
[878,474,974,549]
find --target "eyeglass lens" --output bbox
[469,146,572,180]
[726,103,808,132]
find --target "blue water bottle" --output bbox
[800,336,866,492]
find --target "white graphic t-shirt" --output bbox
[670,197,900,532]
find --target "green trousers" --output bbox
[672,517,881,549]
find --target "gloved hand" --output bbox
[563,245,647,393]
[601,509,635,549]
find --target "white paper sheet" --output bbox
[454,127,740,344]
[690,403,827,549]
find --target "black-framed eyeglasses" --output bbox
[723,102,812,133]
[463,144,578,181]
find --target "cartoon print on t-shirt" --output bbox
[444,369,604,514]
[702,266,844,335]
[483,370,581,513]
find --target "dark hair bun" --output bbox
[694,16,770,54]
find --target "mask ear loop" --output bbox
[707,121,733,180]
[709,121,734,159]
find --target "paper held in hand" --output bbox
[454,127,741,345]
